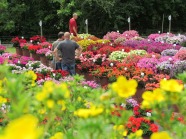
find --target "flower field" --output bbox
[0,30,186,139]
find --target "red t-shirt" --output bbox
[69,18,77,36]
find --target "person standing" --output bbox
[51,32,64,70]
[69,13,78,36]
[54,32,82,75]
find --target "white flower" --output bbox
[124,67,127,71]
[168,58,172,61]
[164,78,167,80]
[110,63,114,67]
[53,73,56,77]
[21,36,24,39]
[121,103,126,107]
[141,72,144,76]
[147,112,151,117]
[93,59,96,62]
[84,86,88,89]
[122,49,124,52]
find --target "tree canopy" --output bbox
[1,0,186,37]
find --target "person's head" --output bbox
[64,32,71,40]
[58,32,64,39]
[73,13,78,19]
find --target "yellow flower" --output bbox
[59,83,70,98]
[74,109,91,118]
[57,100,66,111]
[142,89,165,109]
[50,132,63,139]
[36,91,48,101]
[74,107,104,118]
[160,79,183,93]
[0,115,42,139]
[151,131,172,139]
[47,99,55,109]
[0,96,7,104]
[25,70,37,81]
[43,81,54,94]
[113,125,124,131]
[100,93,110,101]
[38,108,46,114]
[90,107,104,116]
[111,76,137,98]
[135,130,143,137]
[77,96,82,101]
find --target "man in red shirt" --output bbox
[69,13,78,36]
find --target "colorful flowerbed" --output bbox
[0,31,185,139]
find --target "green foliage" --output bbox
[0,0,186,36]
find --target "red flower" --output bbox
[28,45,42,53]
[150,124,158,132]
[132,127,138,132]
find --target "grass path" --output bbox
[6,47,16,54]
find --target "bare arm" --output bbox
[73,26,77,35]
[53,48,59,60]
[76,46,82,57]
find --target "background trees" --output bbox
[0,0,186,38]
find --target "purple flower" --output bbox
[126,98,139,107]
[36,48,50,55]
[137,57,159,72]
[170,60,186,77]
[0,56,5,64]
[81,81,99,88]
[161,49,178,56]
[0,45,6,52]
[135,40,181,54]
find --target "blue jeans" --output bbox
[61,63,76,75]
[56,62,62,70]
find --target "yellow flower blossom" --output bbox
[38,108,46,114]
[142,88,165,109]
[151,131,172,139]
[74,107,104,118]
[113,125,123,130]
[25,70,37,81]
[111,76,137,98]
[50,132,63,139]
[43,81,54,94]
[57,100,66,111]
[100,93,111,101]
[135,130,143,137]
[160,79,183,93]
[77,96,82,101]
[59,83,70,98]
[77,39,96,51]
[0,115,42,139]
[0,96,7,104]
[36,91,48,101]
[47,99,55,109]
